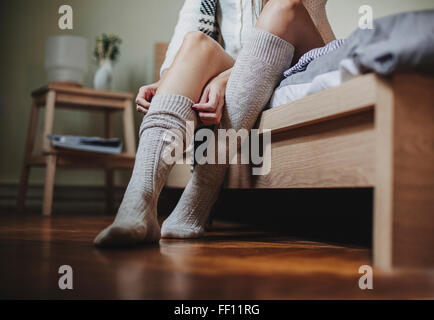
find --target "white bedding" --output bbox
[270,59,361,108]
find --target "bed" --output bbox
[155,43,434,270]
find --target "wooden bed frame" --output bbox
[155,43,434,270]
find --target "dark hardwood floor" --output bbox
[0,211,433,299]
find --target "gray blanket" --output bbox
[278,10,434,88]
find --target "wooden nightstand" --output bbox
[17,83,137,216]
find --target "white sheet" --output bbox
[270,59,361,108]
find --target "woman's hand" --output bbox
[193,69,232,126]
[135,81,160,115]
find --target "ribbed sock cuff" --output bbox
[148,94,196,121]
[246,28,295,69]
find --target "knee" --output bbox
[183,30,209,44]
[258,0,302,28]
[267,0,302,11]
[180,31,216,54]
[266,0,301,16]
[257,0,303,41]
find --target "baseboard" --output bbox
[0,183,184,216]
[1,183,118,215]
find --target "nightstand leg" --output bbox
[122,99,136,156]
[17,101,39,212]
[42,155,57,216]
[105,170,115,214]
[104,111,115,214]
[17,165,31,213]
[42,90,56,153]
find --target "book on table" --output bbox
[47,135,122,154]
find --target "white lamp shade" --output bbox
[45,35,88,84]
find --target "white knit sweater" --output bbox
[160,0,333,76]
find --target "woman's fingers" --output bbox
[198,111,222,125]
[136,105,148,114]
[145,87,156,102]
[194,103,216,112]
[136,97,151,109]
[195,88,225,125]
[193,93,219,112]
[136,85,156,111]
[216,95,224,113]
[199,87,210,104]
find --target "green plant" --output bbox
[94,33,122,64]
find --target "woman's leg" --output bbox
[161,0,323,238]
[258,0,325,61]
[94,31,234,247]
[302,0,336,44]
[158,31,234,101]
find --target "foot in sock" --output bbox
[94,94,196,247]
[161,161,226,238]
[161,28,294,239]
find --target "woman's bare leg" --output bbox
[302,0,336,44]
[94,32,233,247]
[158,31,234,101]
[162,0,323,239]
[257,0,325,61]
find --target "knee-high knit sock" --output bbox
[161,28,294,238]
[302,0,336,43]
[94,94,196,247]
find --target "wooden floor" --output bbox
[0,212,433,299]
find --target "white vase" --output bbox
[94,60,114,90]
[45,35,88,85]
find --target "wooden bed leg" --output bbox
[374,75,434,270]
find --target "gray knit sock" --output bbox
[161,28,294,238]
[94,94,195,247]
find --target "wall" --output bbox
[0,0,433,186]
[327,0,434,39]
[0,0,184,186]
